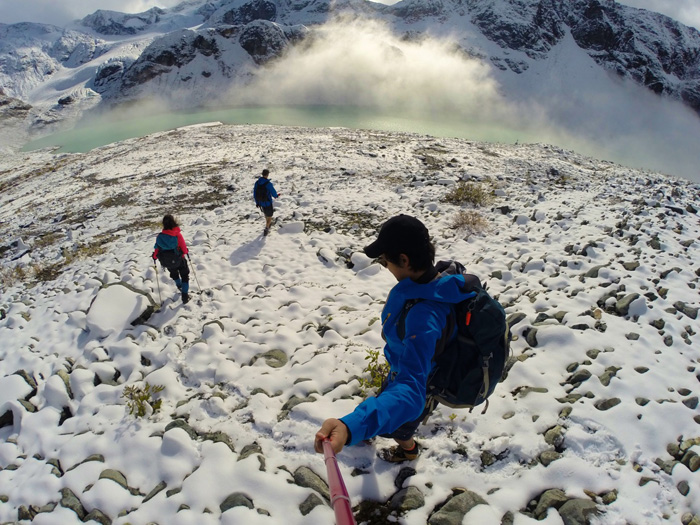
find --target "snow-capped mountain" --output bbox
[1,0,699,142]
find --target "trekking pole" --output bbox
[187,254,201,293]
[153,263,162,306]
[322,439,357,525]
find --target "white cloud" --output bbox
[618,0,700,29]
[0,0,182,26]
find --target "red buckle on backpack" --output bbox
[465,311,472,326]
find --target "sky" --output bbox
[0,0,699,29]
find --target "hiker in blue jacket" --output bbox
[314,215,475,462]
[253,168,279,236]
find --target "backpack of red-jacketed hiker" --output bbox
[397,260,511,410]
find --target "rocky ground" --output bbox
[0,124,699,524]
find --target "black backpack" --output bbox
[254,180,270,207]
[397,260,511,411]
[157,249,182,270]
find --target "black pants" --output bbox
[167,258,189,285]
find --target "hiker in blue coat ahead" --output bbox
[253,168,279,236]
[314,214,477,462]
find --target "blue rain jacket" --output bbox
[253,177,278,207]
[340,273,476,445]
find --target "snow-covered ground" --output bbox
[0,123,699,525]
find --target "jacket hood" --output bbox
[162,227,181,236]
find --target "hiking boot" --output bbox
[263,227,270,236]
[379,442,421,463]
[182,292,190,304]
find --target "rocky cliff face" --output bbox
[1,0,699,120]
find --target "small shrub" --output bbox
[358,348,390,397]
[451,210,488,236]
[123,383,165,417]
[442,181,494,207]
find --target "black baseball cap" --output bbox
[363,215,431,259]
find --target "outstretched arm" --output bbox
[314,418,350,454]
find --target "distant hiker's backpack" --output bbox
[398,260,511,411]
[155,233,182,270]
[157,249,182,270]
[254,180,270,207]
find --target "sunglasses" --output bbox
[376,255,388,267]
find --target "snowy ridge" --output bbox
[1,0,700,139]
[1,124,699,524]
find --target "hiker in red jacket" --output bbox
[152,214,190,304]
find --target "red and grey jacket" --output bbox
[152,227,188,259]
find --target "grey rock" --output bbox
[558,498,600,524]
[220,492,254,512]
[239,442,263,461]
[674,301,698,320]
[99,469,128,489]
[615,293,641,316]
[567,369,592,385]
[598,366,621,387]
[534,488,568,519]
[539,450,562,466]
[250,348,288,368]
[60,487,87,519]
[584,265,606,278]
[622,261,640,271]
[506,312,526,327]
[143,481,167,503]
[299,493,325,516]
[676,480,690,496]
[278,395,316,421]
[85,508,112,525]
[389,486,425,511]
[395,466,417,489]
[683,397,699,410]
[525,327,538,347]
[428,489,487,525]
[293,466,330,502]
[595,398,621,411]
[544,426,565,447]
[164,419,198,440]
[201,431,235,453]
[13,369,38,397]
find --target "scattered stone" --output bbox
[533,488,569,519]
[558,498,600,524]
[220,492,254,512]
[164,419,198,440]
[143,481,167,503]
[622,261,640,271]
[299,493,325,516]
[389,486,425,512]
[250,349,288,368]
[615,293,641,316]
[395,467,417,489]
[293,466,330,502]
[674,301,698,320]
[239,442,263,461]
[595,398,621,411]
[428,489,487,525]
[544,426,565,448]
[525,327,538,347]
[567,369,592,386]
[683,397,699,410]
[84,509,112,525]
[99,469,128,489]
[201,431,235,453]
[539,450,562,466]
[677,481,690,496]
[599,366,621,387]
[60,488,87,520]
